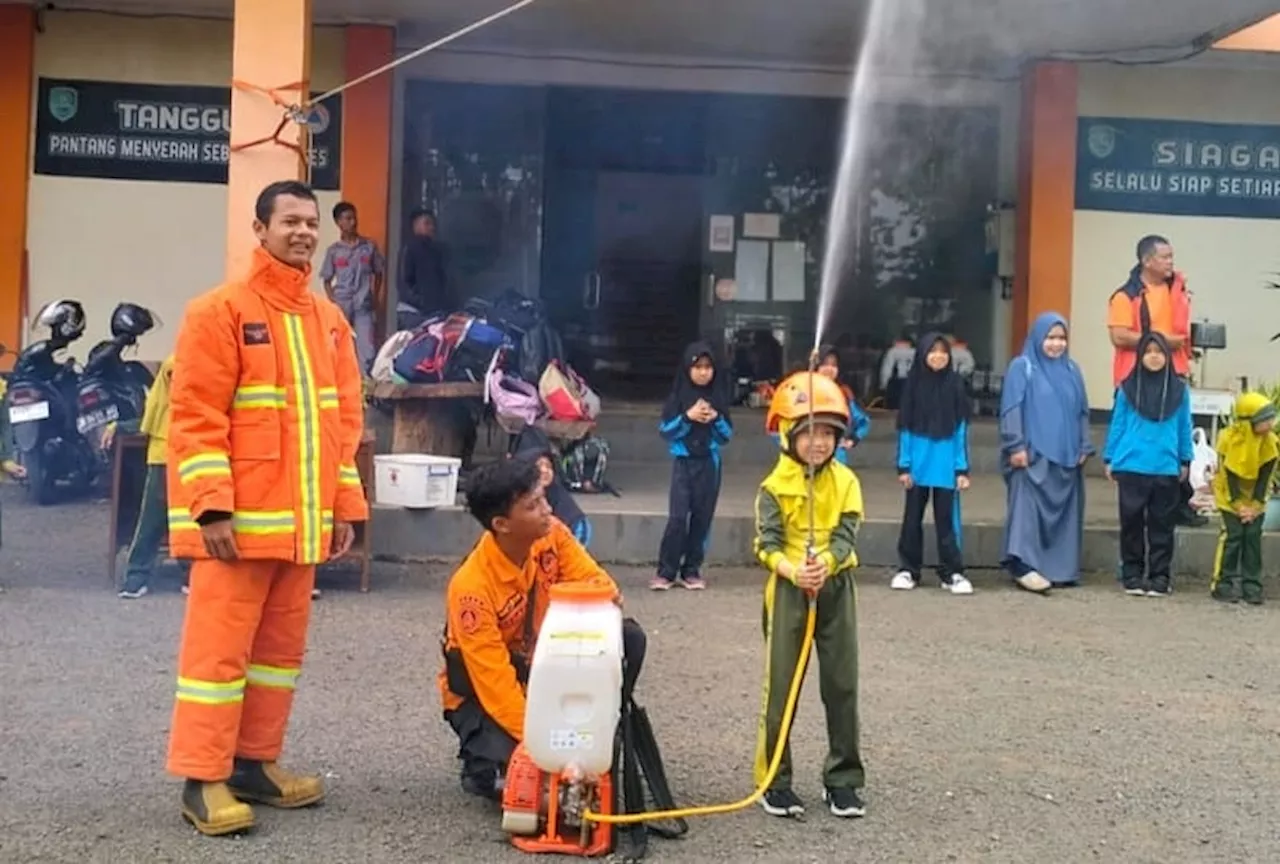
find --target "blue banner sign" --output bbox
[1076,116,1280,219]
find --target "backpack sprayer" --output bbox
[502,352,827,859]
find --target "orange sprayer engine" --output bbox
[500,743,614,857]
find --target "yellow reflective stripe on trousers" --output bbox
[176,675,245,705]
[283,314,324,564]
[339,464,361,487]
[178,452,231,483]
[246,663,301,690]
[167,508,296,535]
[318,386,339,410]
[234,385,287,409]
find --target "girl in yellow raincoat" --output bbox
[1210,391,1278,605]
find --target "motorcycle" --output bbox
[76,303,158,479]
[4,300,94,505]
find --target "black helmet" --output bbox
[34,299,86,341]
[109,303,156,339]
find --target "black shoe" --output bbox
[1212,586,1240,604]
[460,762,503,802]
[1176,510,1209,528]
[1244,595,1265,607]
[1122,582,1146,597]
[1146,586,1170,597]
[760,788,805,818]
[823,786,866,818]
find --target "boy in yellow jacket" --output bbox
[1210,391,1278,605]
[752,371,866,820]
[118,356,187,598]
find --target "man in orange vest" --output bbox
[1107,234,1205,527]
[164,180,369,836]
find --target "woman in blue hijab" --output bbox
[999,312,1094,592]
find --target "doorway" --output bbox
[541,87,710,399]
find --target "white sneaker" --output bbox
[890,571,916,591]
[943,574,974,595]
[1015,572,1052,593]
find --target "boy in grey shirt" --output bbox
[321,201,385,373]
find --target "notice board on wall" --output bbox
[1076,116,1280,220]
[33,77,342,189]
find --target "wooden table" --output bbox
[107,431,377,592]
[371,380,484,456]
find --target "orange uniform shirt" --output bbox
[438,520,618,741]
[1107,277,1191,385]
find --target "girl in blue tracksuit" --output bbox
[892,333,974,595]
[816,344,871,464]
[1102,332,1192,597]
[767,346,871,463]
[654,341,733,590]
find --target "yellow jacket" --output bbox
[1212,391,1279,511]
[140,355,175,466]
[166,247,369,564]
[754,453,863,580]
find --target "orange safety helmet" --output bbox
[765,371,850,435]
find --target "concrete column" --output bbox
[1012,61,1077,358]
[225,0,313,278]
[0,5,35,364]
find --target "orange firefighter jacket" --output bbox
[438,519,619,741]
[166,246,369,565]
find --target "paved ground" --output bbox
[3,483,1280,863]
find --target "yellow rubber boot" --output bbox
[180,780,255,836]
[228,759,325,809]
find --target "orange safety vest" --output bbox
[166,247,369,564]
[1110,270,1192,386]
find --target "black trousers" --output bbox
[897,485,964,581]
[1116,472,1180,591]
[445,618,647,796]
[657,457,721,581]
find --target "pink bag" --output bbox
[486,364,542,427]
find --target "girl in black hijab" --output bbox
[655,341,733,591]
[1102,331,1192,596]
[511,426,592,547]
[892,333,974,595]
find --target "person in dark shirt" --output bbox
[397,209,450,331]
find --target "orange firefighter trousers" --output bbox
[166,558,315,781]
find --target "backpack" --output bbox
[371,330,416,383]
[445,319,510,383]
[392,313,474,384]
[489,289,543,335]
[486,364,542,428]
[518,321,566,385]
[559,435,617,495]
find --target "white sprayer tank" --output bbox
[523,581,624,777]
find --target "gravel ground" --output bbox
[2,484,1280,863]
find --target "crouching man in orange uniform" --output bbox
[439,457,647,801]
[164,180,368,836]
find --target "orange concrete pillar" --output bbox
[1012,61,1077,358]
[341,25,395,336]
[0,5,35,367]
[226,0,313,278]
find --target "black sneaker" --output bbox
[1146,585,1170,597]
[760,788,805,818]
[823,786,866,818]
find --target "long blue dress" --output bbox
[999,313,1094,586]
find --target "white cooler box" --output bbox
[374,454,462,509]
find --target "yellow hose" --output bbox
[583,599,816,825]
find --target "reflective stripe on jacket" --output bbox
[166,247,369,564]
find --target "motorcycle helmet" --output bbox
[33,299,86,341]
[109,302,157,339]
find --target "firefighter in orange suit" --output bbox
[164,180,369,837]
